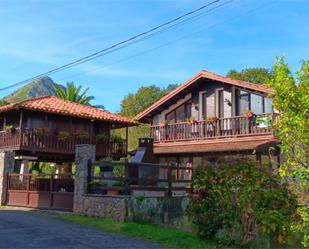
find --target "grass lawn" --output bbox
[55,213,214,249]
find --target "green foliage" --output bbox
[188,162,298,247]
[119,84,178,118]
[227,67,273,84]
[0,100,9,106]
[56,214,214,249]
[266,58,309,247]
[118,84,177,151]
[53,82,94,104]
[266,57,309,185]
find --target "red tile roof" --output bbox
[0,96,136,126]
[135,70,275,121]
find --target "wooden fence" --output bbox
[87,161,193,197]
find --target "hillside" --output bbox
[3,76,65,103]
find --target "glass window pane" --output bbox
[237,90,249,115]
[166,111,175,124]
[264,98,273,113]
[176,105,186,122]
[251,94,263,114]
[186,102,192,119]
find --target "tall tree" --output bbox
[227,68,273,84]
[266,57,309,247]
[53,82,94,104]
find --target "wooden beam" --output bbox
[19,110,24,146]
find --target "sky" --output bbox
[0,0,308,112]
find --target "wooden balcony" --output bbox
[150,113,278,143]
[0,129,127,159]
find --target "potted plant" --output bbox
[96,133,107,142]
[206,116,218,125]
[244,110,254,118]
[57,131,69,141]
[4,125,15,133]
[74,131,89,140]
[34,127,49,137]
[186,117,197,125]
[159,121,168,128]
[88,180,107,195]
[107,181,123,195]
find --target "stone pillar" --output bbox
[0,151,15,205]
[73,144,95,213]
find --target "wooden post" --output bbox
[124,159,129,195]
[167,166,172,197]
[256,152,262,167]
[19,110,23,146]
[125,126,129,155]
[3,115,6,130]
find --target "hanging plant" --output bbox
[96,133,107,142]
[74,131,89,140]
[57,131,69,141]
[206,116,218,125]
[34,127,49,137]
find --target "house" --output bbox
[0,96,136,172]
[135,70,280,170]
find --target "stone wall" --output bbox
[74,194,189,224]
[0,151,15,205]
[73,144,190,225]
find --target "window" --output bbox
[217,89,224,118]
[251,94,263,114]
[236,90,249,115]
[264,98,273,113]
[165,101,191,123]
[236,89,273,115]
[202,92,207,119]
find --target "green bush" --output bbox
[188,162,298,247]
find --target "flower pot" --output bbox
[107,188,120,195]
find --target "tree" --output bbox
[266,57,309,247]
[226,68,273,84]
[0,100,9,106]
[53,82,94,104]
[117,84,178,151]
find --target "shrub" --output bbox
[187,162,298,247]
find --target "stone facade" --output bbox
[73,144,95,213]
[0,151,15,205]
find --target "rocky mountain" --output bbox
[3,76,65,103]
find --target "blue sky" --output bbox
[0,0,308,112]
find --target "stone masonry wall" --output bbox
[0,151,15,205]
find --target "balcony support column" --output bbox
[125,126,129,154]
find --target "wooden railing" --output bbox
[8,173,74,192]
[0,129,127,158]
[150,113,278,143]
[87,161,192,197]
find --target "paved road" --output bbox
[0,209,161,249]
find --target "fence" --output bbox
[7,173,74,210]
[87,161,193,197]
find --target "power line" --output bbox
[0,0,222,92]
[58,0,277,82]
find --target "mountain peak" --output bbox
[3,77,65,103]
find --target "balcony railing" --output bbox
[0,129,127,158]
[150,113,278,143]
